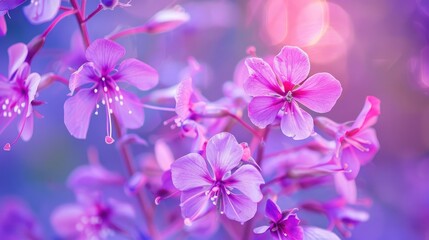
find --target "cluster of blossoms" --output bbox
[0,1,380,240]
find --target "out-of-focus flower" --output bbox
[301,198,370,238]
[171,132,264,223]
[244,46,342,140]
[255,199,341,240]
[64,39,158,143]
[0,12,6,36]
[143,5,190,34]
[23,0,61,24]
[51,194,135,240]
[0,0,25,11]
[0,197,43,240]
[1,43,41,151]
[67,164,125,193]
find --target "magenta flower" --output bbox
[23,0,61,24]
[171,132,264,223]
[64,39,158,143]
[316,96,380,180]
[244,46,342,140]
[254,199,303,239]
[1,43,41,151]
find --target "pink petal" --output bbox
[67,165,124,190]
[253,225,270,234]
[171,153,212,191]
[85,39,125,75]
[8,43,28,78]
[154,140,174,171]
[175,78,193,119]
[273,46,310,86]
[108,198,135,220]
[111,91,144,129]
[303,227,341,240]
[0,0,25,11]
[248,96,284,128]
[206,132,243,177]
[226,165,264,202]
[244,57,284,96]
[69,62,98,94]
[294,73,342,113]
[23,0,61,24]
[280,101,314,140]
[50,204,83,238]
[18,113,33,141]
[265,199,282,222]
[64,88,98,139]
[115,58,159,91]
[180,187,212,220]
[351,96,381,130]
[334,173,357,203]
[341,148,361,180]
[314,117,341,138]
[0,13,7,36]
[222,193,257,222]
[25,73,41,116]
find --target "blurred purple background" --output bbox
[0,0,428,239]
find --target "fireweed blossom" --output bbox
[64,39,158,144]
[171,132,265,224]
[0,43,41,151]
[23,0,61,24]
[315,96,380,180]
[254,199,341,240]
[244,46,342,140]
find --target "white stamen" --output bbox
[21,102,25,108]
[2,105,6,110]
[95,111,99,115]
[5,99,9,105]
[115,86,120,91]
[13,106,18,113]
[109,109,113,114]
[115,96,119,101]
[96,104,100,109]
[119,95,123,100]
[128,110,132,114]
[103,86,108,92]
[120,101,124,106]
[94,88,98,93]
[101,77,106,81]
[101,99,106,105]
[7,112,11,117]
[109,98,113,103]
[17,109,21,115]
[2,112,6,117]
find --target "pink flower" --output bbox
[244,46,342,140]
[171,132,265,223]
[64,39,158,143]
[1,43,41,151]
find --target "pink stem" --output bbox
[70,0,90,48]
[142,104,176,112]
[59,6,73,11]
[83,4,103,23]
[41,10,77,38]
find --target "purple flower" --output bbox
[51,195,135,240]
[0,0,26,11]
[143,5,190,34]
[254,199,303,240]
[244,46,342,140]
[315,96,381,180]
[1,43,41,151]
[64,39,158,143]
[171,132,264,223]
[23,0,61,24]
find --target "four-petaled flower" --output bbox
[244,46,342,140]
[254,199,303,240]
[64,39,158,144]
[171,132,265,224]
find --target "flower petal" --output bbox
[180,187,212,221]
[144,5,190,34]
[0,13,6,37]
[171,153,212,191]
[50,204,83,238]
[248,96,284,128]
[334,173,357,203]
[225,165,264,202]
[67,164,124,191]
[222,193,257,222]
[25,72,41,116]
[351,96,381,130]
[69,62,98,95]
[253,225,270,234]
[8,43,28,78]
[0,0,25,11]
[314,116,341,138]
[18,113,33,141]
[115,58,159,91]
[280,102,313,140]
[64,88,98,139]
[175,78,193,120]
[244,57,284,96]
[273,46,310,86]
[206,132,243,177]
[111,91,144,129]
[85,39,125,74]
[294,73,342,113]
[303,227,341,240]
[155,140,174,171]
[265,199,282,222]
[23,0,61,24]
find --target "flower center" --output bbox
[285,91,293,103]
